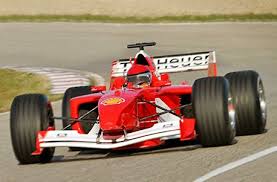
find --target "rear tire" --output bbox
[192,77,236,147]
[62,86,92,151]
[225,70,267,135]
[62,86,92,130]
[10,94,55,164]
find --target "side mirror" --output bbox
[160,73,170,81]
[91,85,106,92]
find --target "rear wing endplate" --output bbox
[111,51,217,77]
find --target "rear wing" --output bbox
[111,51,217,77]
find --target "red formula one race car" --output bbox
[10,42,267,164]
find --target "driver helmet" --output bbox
[126,64,152,88]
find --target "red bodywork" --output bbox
[66,52,211,149]
[32,49,217,153]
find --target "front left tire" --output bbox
[10,94,55,164]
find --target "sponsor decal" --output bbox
[163,123,174,128]
[101,97,125,105]
[57,133,67,137]
[154,54,209,71]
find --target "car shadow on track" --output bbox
[50,140,202,164]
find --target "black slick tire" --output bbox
[225,70,267,135]
[62,86,92,151]
[192,77,236,147]
[10,94,55,164]
[62,86,92,130]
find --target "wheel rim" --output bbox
[228,93,236,131]
[258,79,267,124]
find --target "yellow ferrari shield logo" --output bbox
[101,97,125,105]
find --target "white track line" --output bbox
[194,146,277,182]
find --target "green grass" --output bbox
[0,69,62,112]
[0,13,276,23]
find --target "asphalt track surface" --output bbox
[0,23,277,182]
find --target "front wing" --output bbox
[33,117,195,155]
